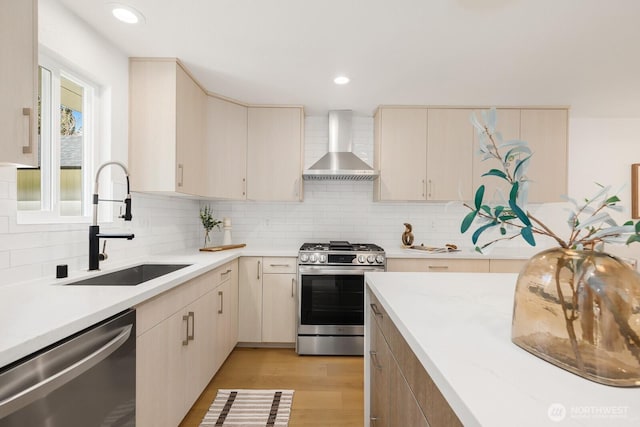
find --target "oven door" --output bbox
[297,265,381,336]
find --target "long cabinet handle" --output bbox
[0,324,132,419]
[370,351,383,370]
[370,303,383,318]
[421,179,426,198]
[182,314,189,346]
[242,177,246,197]
[218,291,224,314]
[177,164,184,187]
[428,265,449,270]
[428,179,432,198]
[291,278,295,298]
[187,311,195,341]
[257,260,261,280]
[22,107,33,154]
[270,264,291,268]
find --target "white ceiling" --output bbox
[56,0,640,117]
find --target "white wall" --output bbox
[0,1,200,286]
[207,115,640,261]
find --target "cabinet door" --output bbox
[137,310,189,427]
[375,108,428,201]
[176,64,205,196]
[205,96,248,199]
[247,107,303,201]
[426,109,474,201]
[262,273,297,343]
[472,108,521,203]
[389,358,429,427]
[489,259,527,273]
[369,320,390,427]
[0,0,37,166]
[215,269,239,371]
[238,257,263,342]
[520,109,568,203]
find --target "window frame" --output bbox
[17,53,97,225]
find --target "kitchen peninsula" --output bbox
[365,272,640,427]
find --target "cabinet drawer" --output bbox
[387,258,489,273]
[262,257,297,274]
[216,261,235,283]
[489,259,527,273]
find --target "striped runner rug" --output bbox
[199,389,294,427]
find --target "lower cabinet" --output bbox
[238,256,297,344]
[135,260,238,427]
[368,290,462,427]
[387,258,489,272]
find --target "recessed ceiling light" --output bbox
[334,76,350,85]
[110,4,145,24]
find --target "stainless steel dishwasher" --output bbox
[0,309,136,426]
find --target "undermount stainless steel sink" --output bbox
[65,264,191,286]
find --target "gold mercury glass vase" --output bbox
[512,247,640,386]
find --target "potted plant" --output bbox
[200,205,222,249]
[461,108,640,386]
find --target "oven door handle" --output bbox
[0,324,132,419]
[298,267,382,275]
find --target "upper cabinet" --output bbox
[376,106,568,203]
[129,58,205,196]
[205,96,248,199]
[0,0,38,167]
[472,108,568,203]
[247,107,304,201]
[374,107,474,201]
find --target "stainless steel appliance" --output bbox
[297,241,385,355]
[0,309,136,426]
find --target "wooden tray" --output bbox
[199,244,246,252]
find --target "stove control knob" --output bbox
[300,254,309,263]
[358,255,366,264]
[309,254,318,263]
[367,255,376,264]
[319,254,327,263]
[376,254,385,264]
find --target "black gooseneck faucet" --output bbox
[89,161,135,271]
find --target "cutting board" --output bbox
[199,243,246,252]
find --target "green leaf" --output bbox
[509,182,519,203]
[474,246,483,254]
[626,234,640,245]
[521,226,536,246]
[636,221,640,233]
[498,214,517,221]
[500,226,506,235]
[474,185,485,210]
[472,222,497,244]
[624,220,634,226]
[461,210,478,233]
[513,155,532,180]
[481,205,492,215]
[482,169,508,181]
[509,199,532,226]
[605,195,620,205]
[494,206,504,217]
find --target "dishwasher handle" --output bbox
[0,324,132,419]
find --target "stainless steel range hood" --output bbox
[303,110,379,181]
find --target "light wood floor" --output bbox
[179,347,364,427]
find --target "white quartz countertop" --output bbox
[365,272,640,427]
[385,245,540,259]
[0,245,297,368]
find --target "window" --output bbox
[17,55,96,222]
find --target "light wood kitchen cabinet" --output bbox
[472,107,568,203]
[367,289,462,427]
[205,96,248,199]
[374,107,428,201]
[426,108,474,201]
[472,108,521,203]
[520,109,568,203]
[0,0,38,166]
[135,262,238,427]
[214,261,239,372]
[489,258,528,273]
[247,107,304,201]
[386,258,489,273]
[238,256,297,344]
[129,58,206,196]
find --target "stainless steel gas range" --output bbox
[297,241,386,356]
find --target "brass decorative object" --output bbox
[401,223,414,246]
[512,248,640,386]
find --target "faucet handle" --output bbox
[99,240,108,261]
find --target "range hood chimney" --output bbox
[302,110,379,181]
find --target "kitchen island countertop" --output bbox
[365,272,640,426]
